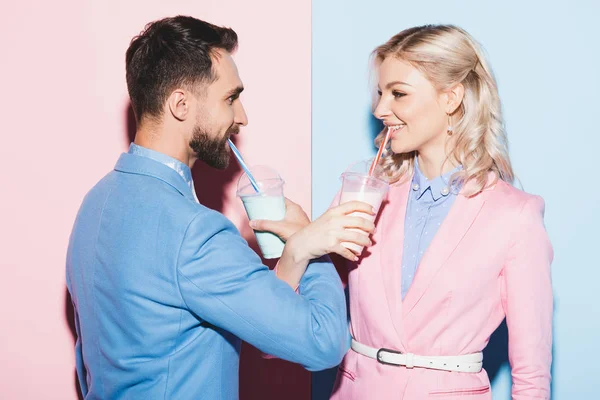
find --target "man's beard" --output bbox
[189,124,238,170]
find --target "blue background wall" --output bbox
[312,1,600,398]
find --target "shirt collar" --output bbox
[412,157,462,202]
[128,143,193,189]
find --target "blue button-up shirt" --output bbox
[129,143,196,194]
[401,159,462,299]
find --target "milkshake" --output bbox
[339,166,389,255]
[240,194,286,258]
[237,166,286,259]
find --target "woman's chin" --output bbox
[390,142,416,155]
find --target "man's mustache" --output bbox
[227,126,240,135]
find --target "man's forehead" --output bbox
[212,50,243,88]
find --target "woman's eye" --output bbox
[393,91,406,98]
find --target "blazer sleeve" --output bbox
[175,209,350,371]
[501,195,554,399]
[66,273,88,396]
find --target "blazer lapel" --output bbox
[379,179,411,347]
[402,181,491,317]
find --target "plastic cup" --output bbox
[338,161,389,254]
[237,165,286,259]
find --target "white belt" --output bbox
[351,339,483,373]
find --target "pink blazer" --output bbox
[330,174,553,400]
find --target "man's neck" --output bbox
[134,124,196,168]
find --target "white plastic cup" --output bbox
[237,166,286,259]
[338,161,389,254]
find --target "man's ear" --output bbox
[167,89,189,121]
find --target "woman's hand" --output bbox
[249,198,311,241]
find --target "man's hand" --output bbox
[286,201,375,263]
[268,199,376,289]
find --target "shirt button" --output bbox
[412,183,420,191]
[440,187,450,196]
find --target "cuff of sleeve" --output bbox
[263,262,299,360]
[274,262,300,293]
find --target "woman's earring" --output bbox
[447,113,453,135]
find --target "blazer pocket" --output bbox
[338,366,356,382]
[429,385,490,396]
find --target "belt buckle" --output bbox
[376,347,402,366]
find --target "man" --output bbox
[66,16,374,399]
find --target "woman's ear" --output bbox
[446,83,465,114]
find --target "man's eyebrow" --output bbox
[226,86,244,98]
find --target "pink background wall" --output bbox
[0,1,311,398]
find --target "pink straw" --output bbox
[368,127,392,176]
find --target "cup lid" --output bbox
[237,165,284,196]
[341,159,389,184]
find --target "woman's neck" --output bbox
[416,148,458,180]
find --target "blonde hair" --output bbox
[372,25,514,196]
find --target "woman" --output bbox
[329,25,553,399]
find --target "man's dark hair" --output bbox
[125,16,238,122]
